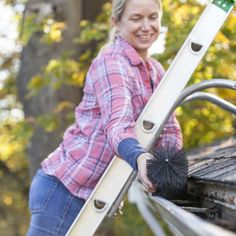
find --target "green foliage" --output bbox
[111,201,154,236]
[27,55,84,98]
[0,120,30,236]
[41,20,66,45]
[73,2,112,73]
[77,2,111,44]
[36,114,59,133]
[155,0,236,149]
[0,2,32,235]
[95,199,155,236]
[20,14,41,45]
[20,10,65,45]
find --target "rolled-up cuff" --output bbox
[118,138,145,171]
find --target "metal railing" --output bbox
[130,78,236,236]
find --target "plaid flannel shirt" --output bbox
[42,36,183,200]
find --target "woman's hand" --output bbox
[137,153,157,193]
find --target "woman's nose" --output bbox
[141,19,151,31]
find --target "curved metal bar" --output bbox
[149,195,235,236]
[128,182,166,236]
[180,91,236,115]
[132,182,236,236]
[152,79,236,144]
[173,79,236,111]
[136,80,236,234]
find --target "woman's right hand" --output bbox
[137,153,157,193]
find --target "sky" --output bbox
[0,1,19,85]
[0,1,18,55]
[0,1,24,121]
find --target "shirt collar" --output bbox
[115,36,144,66]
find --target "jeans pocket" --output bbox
[29,169,59,213]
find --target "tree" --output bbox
[17,0,107,177]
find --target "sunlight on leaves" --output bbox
[3,196,13,206]
[42,20,66,44]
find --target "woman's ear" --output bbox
[111,16,119,28]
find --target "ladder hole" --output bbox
[143,121,155,131]
[94,200,106,211]
[191,42,203,52]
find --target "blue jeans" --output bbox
[27,169,85,236]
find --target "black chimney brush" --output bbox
[146,143,188,199]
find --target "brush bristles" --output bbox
[147,143,188,199]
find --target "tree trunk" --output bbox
[17,0,106,177]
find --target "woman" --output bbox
[27,0,183,235]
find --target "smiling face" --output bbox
[114,0,161,59]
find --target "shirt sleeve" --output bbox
[154,113,183,150]
[91,56,145,169]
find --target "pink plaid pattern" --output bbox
[42,37,182,200]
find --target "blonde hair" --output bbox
[108,0,163,43]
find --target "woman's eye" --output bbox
[130,18,141,21]
[150,14,159,20]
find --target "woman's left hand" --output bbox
[137,153,157,193]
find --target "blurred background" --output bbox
[0,0,235,235]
